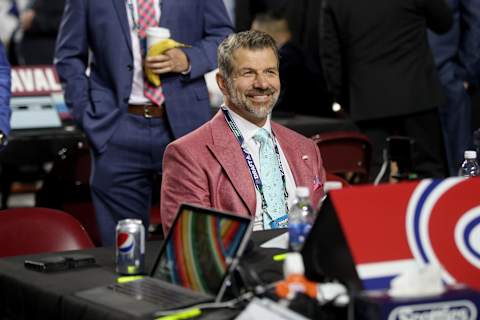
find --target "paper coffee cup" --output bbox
[146,27,171,50]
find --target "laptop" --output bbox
[10,96,63,129]
[76,203,253,317]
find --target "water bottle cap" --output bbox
[464,150,477,160]
[296,186,309,197]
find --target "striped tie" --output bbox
[137,0,165,106]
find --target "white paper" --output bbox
[388,264,446,298]
[235,298,308,320]
[260,232,289,249]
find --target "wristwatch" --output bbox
[0,130,7,147]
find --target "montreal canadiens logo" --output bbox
[117,232,135,253]
[406,177,480,289]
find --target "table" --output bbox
[0,230,286,320]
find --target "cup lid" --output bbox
[146,27,171,39]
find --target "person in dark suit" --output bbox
[237,1,335,118]
[428,0,480,175]
[234,0,288,32]
[17,0,65,65]
[54,0,233,245]
[252,12,333,117]
[321,0,453,181]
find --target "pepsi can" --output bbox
[115,219,145,275]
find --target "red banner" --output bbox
[330,177,480,290]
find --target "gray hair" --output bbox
[217,30,279,79]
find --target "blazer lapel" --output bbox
[112,0,133,54]
[207,112,256,216]
[158,0,167,25]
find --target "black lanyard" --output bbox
[221,107,289,225]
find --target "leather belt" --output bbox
[127,104,164,118]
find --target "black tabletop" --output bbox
[0,230,287,320]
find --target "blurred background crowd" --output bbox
[0,0,480,238]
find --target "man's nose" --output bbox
[253,74,269,89]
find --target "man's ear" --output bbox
[216,72,229,96]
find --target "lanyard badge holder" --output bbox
[220,107,290,230]
[260,195,288,229]
[270,214,288,229]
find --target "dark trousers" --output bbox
[90,113,172,246]
[356,109,448,182]
[437,80,473,176]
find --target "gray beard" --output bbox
[226,81,278,120]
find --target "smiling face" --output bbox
[216,47,280,127]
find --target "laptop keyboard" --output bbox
[108,278,209,309]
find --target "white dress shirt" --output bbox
[225,106,297,231]
[125,0,160,105]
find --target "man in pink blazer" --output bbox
[161,31,326,234]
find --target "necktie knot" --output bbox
[254,128,271,145]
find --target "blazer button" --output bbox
[127,65,133,71]
[123,98,129,103]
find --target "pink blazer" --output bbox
[160,111,326,234]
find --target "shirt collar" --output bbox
[223,105,272,143]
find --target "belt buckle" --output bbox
[143,105,153,118]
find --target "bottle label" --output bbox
[289,222,308,250]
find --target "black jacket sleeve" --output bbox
[422,0,453,34]
[319,0,347,106]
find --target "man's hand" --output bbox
[145,48,190,74]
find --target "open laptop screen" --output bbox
[151,204,250,295]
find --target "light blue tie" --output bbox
[254,128,285,229]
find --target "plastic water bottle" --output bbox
[458,150,480,177]
[288,186,315,252]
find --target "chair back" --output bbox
[325,172,350,188]
[312,131,372,184]
[0,207,95,257]
[35,141,163,244]
[35,142,101,246]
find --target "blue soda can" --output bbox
[115,219,145,275]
